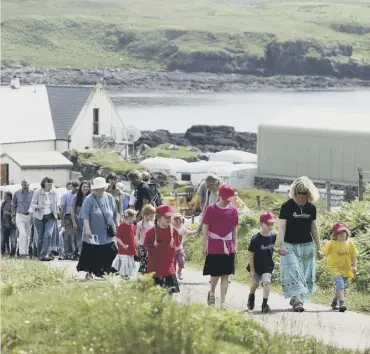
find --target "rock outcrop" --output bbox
[134,125,257,153]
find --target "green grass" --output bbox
[74,149,142,174]
[1,0,370,68]
[143,143,199,159]
[1,260,368,354]
[185,199,370,313]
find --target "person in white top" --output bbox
[29,177,59,261]
[135,204,156,274]
[172,214,198,280]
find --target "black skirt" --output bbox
[203,253,235,277]
[77,241,117,277]
[154,275,180,294]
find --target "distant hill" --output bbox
[1,0,370,79]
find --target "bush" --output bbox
[0,259,72,296]
[1,275,366,354]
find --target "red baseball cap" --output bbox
[260,212,275,224]
[218,184,236,202]
[156,204,173,217]
[333,222,349,234]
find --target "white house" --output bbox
[208,163,257,190]
[0,151,73,186]
[0,79,129,154]
[209,150,257,165]
[175,161,232,185]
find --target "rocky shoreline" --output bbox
[1,62,370,92]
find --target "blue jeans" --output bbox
[1,226,17,256]
[34,214,56,258]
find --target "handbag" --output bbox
[93,194,115,238]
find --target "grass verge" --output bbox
[75,149,142,174]
[1,263,368,354]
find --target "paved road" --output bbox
[50,260,370,352]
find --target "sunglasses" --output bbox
[297,191,307,195]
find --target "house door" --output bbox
[0,164,9,185]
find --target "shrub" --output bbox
[0,259,72,296]
[1,276,366,354]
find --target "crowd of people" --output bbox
[1,171,358,312]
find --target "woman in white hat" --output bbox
[76,177,118,279]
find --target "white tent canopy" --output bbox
[209,150,257,164]
[208,163,257,189]
[139,157,188,175]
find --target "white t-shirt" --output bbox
[136,219,154,246]
[43,192,52,215]
[129,191,136,206]
[176,225,190,251]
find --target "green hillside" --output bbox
[2,0,370,69]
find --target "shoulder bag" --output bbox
[93,194,115,238]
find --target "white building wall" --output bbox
[20,168,70,187]
[0,141,55,154]
[69,86,127,150]
[257,125,370,185]
[1,155,22,185]
[55,140,69,153]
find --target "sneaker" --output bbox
[58,256,67,261]
[207,292,216,306]
[85,272,93,280]
[339,305,347,313]
[247,294,255,311]
[261,303,271,313]
[331,300,339,311]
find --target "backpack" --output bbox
[148,182,163,207]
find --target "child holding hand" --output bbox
[172,213,198,280]
[112,209,137,279]
[322,222,358,312]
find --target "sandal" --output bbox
[207,291,216,306]
[293,301,305,312]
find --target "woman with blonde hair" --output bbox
[278,176,323,312]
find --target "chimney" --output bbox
[10,76,20,89]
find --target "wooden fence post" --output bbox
[358,167,364,202]
[325,181,331,211]
[256,196,261,211]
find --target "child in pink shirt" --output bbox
[202,184,238,308]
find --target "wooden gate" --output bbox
[0,163,9,185]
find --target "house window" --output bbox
[93,108,99,135]
[181,173,191,181]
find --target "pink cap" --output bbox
[218,184,236,202]
[333,222,349,234]
[260,212,275,224]
[156,204,173,217]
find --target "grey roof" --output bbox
[46,86,93,140]
[1,151,73,168]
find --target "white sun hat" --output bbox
[91,177,109,190]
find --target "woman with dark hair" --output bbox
[1,191,17,256]
[106,173,123,223]
[29,177,59,261]
[71,181,91,257]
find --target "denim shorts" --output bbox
[334,275,348,290]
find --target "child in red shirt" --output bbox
[112,209,137,279]
[144,205,181,294]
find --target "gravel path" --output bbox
[50,260,370,352]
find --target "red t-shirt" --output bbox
[203,203,239,254]
[116,223,136,255]
[144,225,180,277]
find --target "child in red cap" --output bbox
[322,222,358,312]
[144,204,181,294]
[246,212,277,313]
[202,184,239,308]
